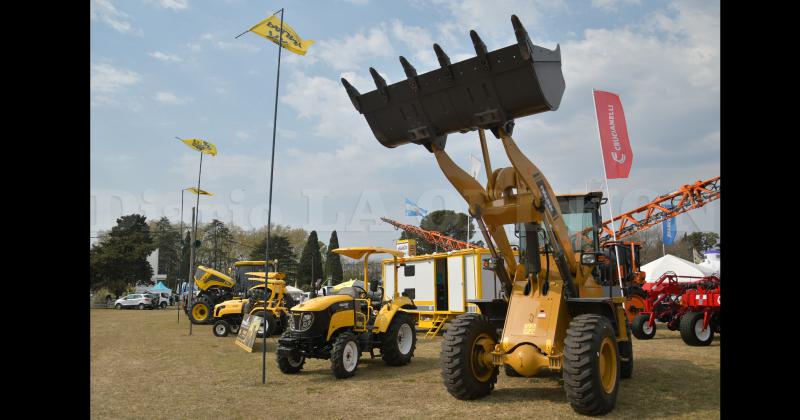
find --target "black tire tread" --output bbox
[631,314,655,340]
[562,314,620,416]
[679,312,713,346]
[330,331,359,379]
[381,312,417,366]
[276,331,305,374]
[440,313,498,400]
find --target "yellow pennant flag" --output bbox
[179,138,218,156]
[185,187,214,196]
[248,15,314,56]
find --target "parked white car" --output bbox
[114,294,154,310]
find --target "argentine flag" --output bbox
[405,198,428,217]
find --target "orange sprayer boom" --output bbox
[599,176,720,244]
[380,217,479,252]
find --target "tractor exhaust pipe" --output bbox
[341,15,565,151]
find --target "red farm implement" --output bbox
[630,272,720,344]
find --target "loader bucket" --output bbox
[341,15,565,150]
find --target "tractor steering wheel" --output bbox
[351,285,368,299]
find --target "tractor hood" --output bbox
[291,294,351,312]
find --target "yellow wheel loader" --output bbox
[186,260,268,324]
[211,272,296,338]
[341,15,631,415]
[276,247,417,379]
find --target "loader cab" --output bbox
[516,192,604,275]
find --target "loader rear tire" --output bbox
[381,312,416,366]
[631,314,656,340]
[563,314,620,416]
[679,312,714,346]
[440,313,498,400]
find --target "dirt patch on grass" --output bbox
[91,309,719,419]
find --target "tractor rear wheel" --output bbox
[631,314,656,339]
[255,311,277,338]
[381,312,416,366]
[190,298,212,324]
[331,331,360,379]
[440,313,498,400]
[563,314,620,416]
[624,286,647,324]
[619,323,633,379]
[679,312,714,346]
[213,320,230,337]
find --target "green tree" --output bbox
[399,210,475,255]
[297,231,323,290]
[681,232,720,253]
[177,230,191,285]
[249,234,299,283]
[325,230,344,283]
[90,214,156,296]
[197,219,234,270]
[151,217,181,289]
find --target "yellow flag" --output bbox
[180,138,218,156]
[248,15,314,56]
[185,187,214,196]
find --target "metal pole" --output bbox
[188,151,205,336]
[592,89,626,306]
[188,207,196,336]
[262,7,285,385]
[179,189,184,324]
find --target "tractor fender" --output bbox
[374,296,415,333]
[327,310,356,341]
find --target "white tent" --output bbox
[641,254,714,283]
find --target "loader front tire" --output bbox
[619,323,633,379]
[631,314,656,340]
[679,312,714,346]
[440,313,498,400]
[563,314,620,416]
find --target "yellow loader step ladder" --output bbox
[425,314,449,339]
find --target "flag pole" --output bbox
[178,188,184,324]
[188,150,204,336]
[592,89,626,306]
[262,6,285,386]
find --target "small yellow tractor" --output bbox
[276,247,417,379]
[185,260,267,324]
[342,15,632,414]
[211,272,296,338]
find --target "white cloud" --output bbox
[154,91,192,105]
[426,0,565,42]
[155,0,189,10]
[148,51,182,62]
[591,0,640,11]
[90,0,138,35]
[91,63,140,94]
[315,27,395,71]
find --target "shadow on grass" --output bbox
[287,354,441,381]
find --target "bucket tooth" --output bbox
[369,67,389,102]
[470,30,490,70]
[340,78,362,112]
[399,56,417,78]
[511,14,533,60]
[433,43,451,66]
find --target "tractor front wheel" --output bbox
[563,314,620,416]
[679,312,714,346]
[277,332,306,374]
[381,312,417,366]
[631,314,656,339]
[213,320,230,337]
[331,331,360,379]
[440,313,498,400]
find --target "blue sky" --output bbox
[90,0,720,249]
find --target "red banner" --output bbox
[593,90,633,179]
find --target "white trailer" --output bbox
[381,248,515,331]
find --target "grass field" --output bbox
[90,309,719,419]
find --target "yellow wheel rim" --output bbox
[598,337,618,394]
[470,333,495,382]
[192,304,208,321]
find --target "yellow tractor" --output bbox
[341,15,631,415]
[186,260,268,324]
[276,247,417,379]
[211,272,296,338]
